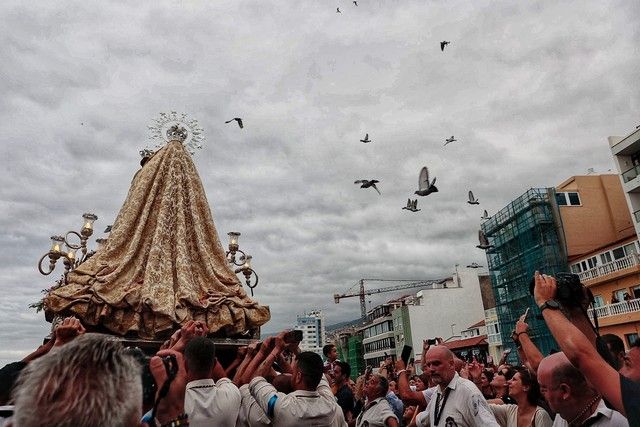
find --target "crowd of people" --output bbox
[0,272,639,426]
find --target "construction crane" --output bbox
[334,278,450,320]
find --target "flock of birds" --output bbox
[222,19,492,256]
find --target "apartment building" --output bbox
[557,174,640,347]
[295,310,326,355]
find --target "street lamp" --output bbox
[38,213,99,283]
[225,232,259,296]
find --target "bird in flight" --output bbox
[466,262,483,268]
[360,133,371,143]
[402,198,420,212]
[481,210,490,220]
[415,166,438,196]
[225,118,243,128]
[467,190,479,205]
[444,136,456,146]
[476,230,493,250]
[353,0,358,5]
[337,7,341,13]
[104,225,112,233]
[355,179,381,195]
[441,41,450,51]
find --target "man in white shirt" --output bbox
[184,337,241,427]
[355,374,399,427]
[417,346,499,427]
[537,352,628,427]
[249,350,346,426]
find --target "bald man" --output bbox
[415,346,499,427]
[537,352,627,426]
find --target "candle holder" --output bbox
[38,213,102,284]
[225,232,259,296]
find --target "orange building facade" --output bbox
[556,174,640,348]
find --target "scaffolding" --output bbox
[481,188,568,359]
[335,330,365,379]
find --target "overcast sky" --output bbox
[1,0,638,365]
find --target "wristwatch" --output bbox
[539,299,561,312]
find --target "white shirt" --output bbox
[237,384,271,426]
[419,372,499,427]
[552,399,628,427]
[422,387,436,406]
[356,396,398,427]
[185,378,241,427]
[249,376,347,427]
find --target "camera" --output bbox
[427,338,437,345]
[162,354,178,379]
[283,330,303,344]
[529,272,588,308]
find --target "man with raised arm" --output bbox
[534,271,640,425]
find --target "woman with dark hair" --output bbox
[479,368,496,399]
[489,367,552,427]
[488,367,516,404]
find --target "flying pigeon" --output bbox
[466,262,483,268]
[337,7,341,13]
[402,198,420,212]
[360,133,371,143]
[354,179,381,195]
[440,41,450,51]
[481,210,490,220]
[104,225,112,233]
[476,230,493,250]
[444,136,456,146]
[415,166,438,196]
[353,0,358,5]
[467,190,479,205]
[225,118,244,129]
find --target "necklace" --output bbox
[568,395,600,426]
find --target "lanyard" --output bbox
[433,387,451,426]
[356,399,379,426]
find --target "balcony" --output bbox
[588,298,640,319]
[622,165,640,183]
[577,253,640,282]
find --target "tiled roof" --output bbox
[442,335,487,350]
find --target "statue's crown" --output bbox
[166,124,188,142]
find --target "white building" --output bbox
[391,267,487,365]
[295,310,326,355]
[609,126,640,237]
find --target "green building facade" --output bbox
[481,188,568,361]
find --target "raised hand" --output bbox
[149,349,187,424]
[54,316,86,347]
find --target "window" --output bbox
[624,243,638,255]
[568,192,581,205]
[571,264,581,274]
[614,289,626,303]
[555,192,581,206]
[626,333,639,347]
[593,295,604,308]
[613,247,626,260]
[634,286,640,299]
[601,252,612,264]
